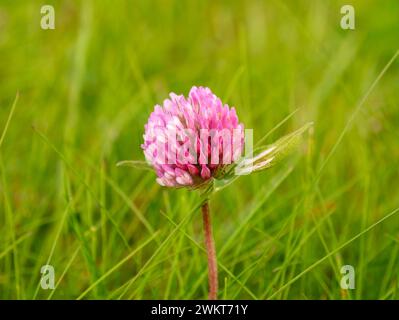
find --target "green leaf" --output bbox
[235,122,313,175]
[206,122,312,195]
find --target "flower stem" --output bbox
[201,201,218,300]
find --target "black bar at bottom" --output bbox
[0,300,394,319]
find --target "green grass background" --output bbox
[1,0,399,299]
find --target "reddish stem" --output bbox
[201,201,218,300]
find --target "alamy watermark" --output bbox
[340,5,355,30]
[144,128,254,175]
[40,264,55,290]
[40,5,55,30]
[340,265,355,290]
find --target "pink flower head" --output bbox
[141,86,244,188]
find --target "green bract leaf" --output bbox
[234,122,313,176]
[208,122,313,195]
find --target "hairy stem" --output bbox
[201,201,218,300]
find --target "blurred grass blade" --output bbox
[0,92,19,149]
[116,160,153,171]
